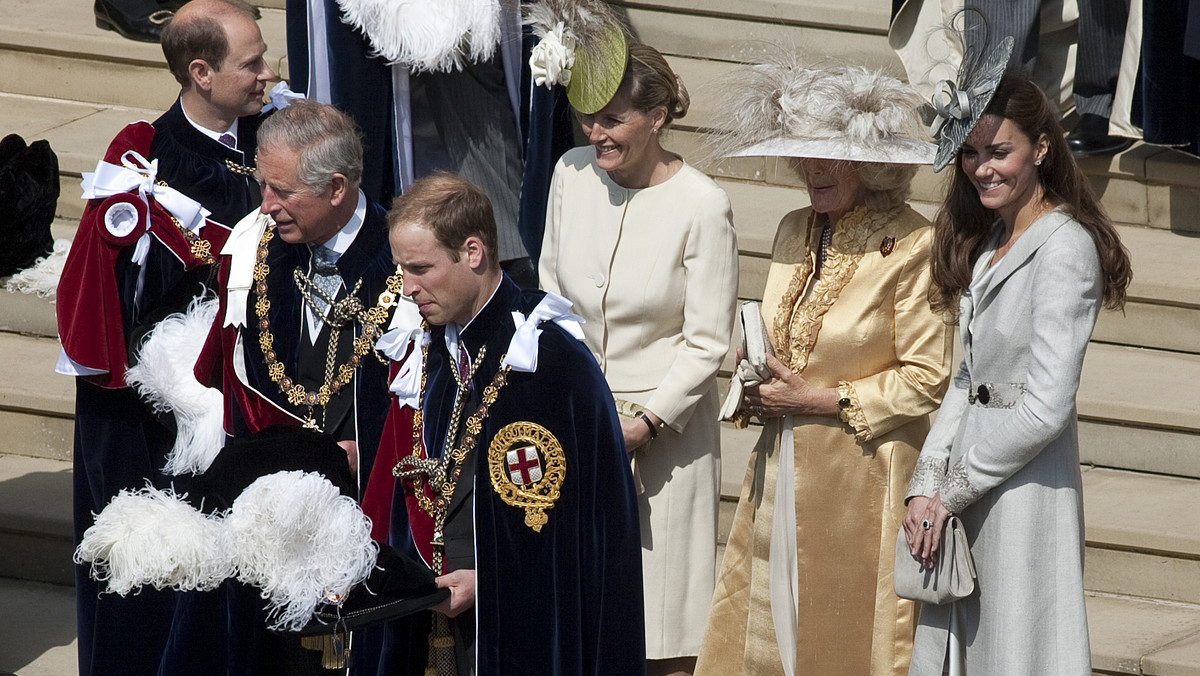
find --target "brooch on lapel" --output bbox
[488,421,565,532]
[880,236,896,257]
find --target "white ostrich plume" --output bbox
[335,0,501,72]
[224,471,379,632]
[5,238,69,300]
[126,296,225,475]
[74,486,232,595]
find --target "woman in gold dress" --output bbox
[696,63,953,675]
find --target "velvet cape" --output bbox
[382,276,647,675]
[58,108,261,676]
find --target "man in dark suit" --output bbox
[56,1,279,674]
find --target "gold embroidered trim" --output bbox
[772,206,902,374]
[836,380,872,442]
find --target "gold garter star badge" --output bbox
[488,421,565,532]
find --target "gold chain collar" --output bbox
[153,179,215,264]
[252,225,402,428]
[393,335,512,570]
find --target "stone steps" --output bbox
[0,576,76,676]
[0,332,73,462]
[1,0,1198,669]
[1089,592,1200,675]
[0,455,73,586]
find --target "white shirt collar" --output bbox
[317,191,367,259]
[180,100,240,148]
[443,277,503,358]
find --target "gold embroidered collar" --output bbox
[772,205,900,373]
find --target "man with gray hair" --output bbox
[193,99,415,672]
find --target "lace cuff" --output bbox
[939,459,985,514]
[906,454,944,498]
[837,380,871,442]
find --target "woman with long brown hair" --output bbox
[903,70,1131,674]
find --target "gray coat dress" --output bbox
[906,209,1102,675]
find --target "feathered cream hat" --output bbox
[707,55,936,165]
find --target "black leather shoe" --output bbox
[287,546,449,636]
[94,0,173,43]
[1067,114,1134,158]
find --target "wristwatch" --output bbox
[636,411,660,439]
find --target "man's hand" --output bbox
[337,439,358,478]
[432,569,476,618]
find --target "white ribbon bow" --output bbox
[81,150,211,265]
[222,211,274,328]
[502,292,584,373]
[261,81,306,114]
[377,325,430,408]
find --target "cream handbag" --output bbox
[894,515,977,604]
[719,301,773,422]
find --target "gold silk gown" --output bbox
[696,205,953,676]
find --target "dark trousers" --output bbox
[966,0,1130,117]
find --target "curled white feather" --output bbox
[125,297,225,475]
[225,471,379,632]
[335,0,500,72]
[5,238,69,300]
[74,486,232,595]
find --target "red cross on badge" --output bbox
[506,445,543,485]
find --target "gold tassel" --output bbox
[300,632,349,670]
[424,613,456,675]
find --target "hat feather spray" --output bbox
[124,297,225,476]
[704,48,935,166]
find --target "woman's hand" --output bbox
[903,494,951,568]
[621,410,662,453]
[742,354,840,418]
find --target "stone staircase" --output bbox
[0,0,1198,673]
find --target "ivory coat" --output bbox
[697,205,952,676]
[906,210,1099,675]
[539,146,739,659]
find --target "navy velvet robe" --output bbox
[385,276,647,675]
[64,105,262,676]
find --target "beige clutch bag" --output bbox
[719,301,774,422]
[893,516,977,604]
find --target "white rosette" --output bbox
[529,22,576,89]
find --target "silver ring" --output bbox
[921,519,932,531]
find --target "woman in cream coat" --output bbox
[903,74,1132,674]
[696,65,952,676]
[539,41,738,676]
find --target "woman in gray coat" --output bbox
[901,73,1132,674]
